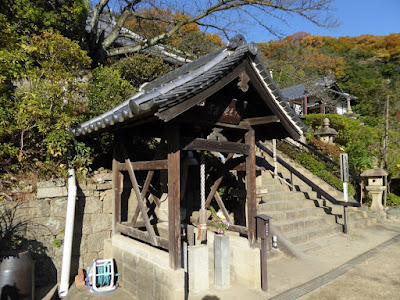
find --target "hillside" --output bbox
[0,1,399,198]
[258,32,400,117]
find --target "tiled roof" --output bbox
[72,35,307,137]
[280,76,349,101]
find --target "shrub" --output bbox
[387,193,400,207]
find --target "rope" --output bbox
[198,154,207,241]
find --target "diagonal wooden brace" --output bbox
[131,170,154,226]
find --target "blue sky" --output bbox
[247,0,400,43]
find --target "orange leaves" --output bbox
[383,33,400,61]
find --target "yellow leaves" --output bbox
[205,33,224,47]
[21,43,38,54]
[18,151,23,162]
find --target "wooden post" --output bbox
[304,93,308,115]
[167,123,181,269]
[112,134,122,235]
[245,128,256,247]
[124,157,158,246]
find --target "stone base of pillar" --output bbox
[366,186,386,218]
[214,234,230,287]
[188,244,209,293]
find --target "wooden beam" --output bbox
[124,156,159,247]
[176,118,249,130]
[116,223,169,250]
[183,138,249,155]
[117,159,168,171]
[131,171,155,226]
[205,220,248,235]
[214,191,232,224]
[229,224,248,235]
[167,122,181,269]
[245,128,257,247]
[241,115,279,126]
[205,176,223,207]
[112,139,122,235]
[149,193,161,207]
[157,62,247,122]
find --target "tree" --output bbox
[87,0,338,65]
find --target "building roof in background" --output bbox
[72,35,307,138]
[281,75,356,101]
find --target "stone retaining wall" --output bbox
[0,170,114,287]
[104,235,185,300]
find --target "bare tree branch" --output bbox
[88,0,338,62]
[102,0,142,49]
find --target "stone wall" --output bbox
[104,235,185,300]
[0,170,114,288]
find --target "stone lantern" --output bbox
[360,157,388,217]
[314,118,338,144]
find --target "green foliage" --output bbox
[277,140,356,197]
[387,193,400,207]
[0,0,87,41]
[52,238,62,248]
[303,114,381,173]
[0,30,92,182]
[88,65,136,117]
[112,54,172,89]
[260,33,400,117]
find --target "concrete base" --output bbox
[106,235,184,300]
[229,234,261,289]
[188,244,209,294]
[214,235,230,287]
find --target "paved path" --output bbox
[64,223,400,300]
[272,234,400,300]
[301,235,400,300]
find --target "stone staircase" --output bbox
[255,141,377,255]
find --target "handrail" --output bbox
[267,169,294,190]
[285,139,362,184]
[256,142,360,207]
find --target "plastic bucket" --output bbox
[0,251,35,300]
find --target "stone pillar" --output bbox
[366,185,385,217]
[346,95,353,114]
[361,158,388,218]
[188,244,209,293]
[214,235,230,287]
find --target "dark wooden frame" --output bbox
[110,58,299,269]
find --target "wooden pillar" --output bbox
[112,133,122,235]
[167,123,181,269]
[245,128,256,247]
[304,93,308,115]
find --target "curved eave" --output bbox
[250,55,308,138]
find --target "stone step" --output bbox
[274,216,338,234]
[261,207,330,222]
[259,146,346,199]
[258,191,318,202]
[347,217,377,229]
[285,224,343,245]
[257,199,319,211]
[348,210,370,220]
[257,184,291,193]
[293,184,314,192]
[297,235,346,254]
[260,178,281,185]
